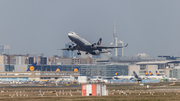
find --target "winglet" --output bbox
[125,43,128,47]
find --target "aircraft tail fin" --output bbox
[149,71,153,76]
[156,71,160,76]
[97,38,102,45]
[56,67,61,72]
[115,72,118,76]
[133,71,139,78]
[73,67,80,72]
[144,71,149,76]
[27,63,37,71]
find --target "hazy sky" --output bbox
[0,0,180,57]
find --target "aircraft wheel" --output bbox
[77,53,81,55]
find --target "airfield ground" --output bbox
[0,82,180,101]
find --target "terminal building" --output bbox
[0,53,180,81]
[128,60,180,78]
[0,71,79,82]
[0,64,129,81]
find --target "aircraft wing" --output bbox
[61,48,72,50]
[95,43,128,49]
[61,45,80,51]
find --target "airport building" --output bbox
[0,71,79,82]
[128,60,180,78]
[0,60,180,81]
[0,63,129,81]
[0,53,180,81]
[0,64,129,77]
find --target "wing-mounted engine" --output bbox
[91,43,97,49]
[68,45,75,50]
[92,50,100,55]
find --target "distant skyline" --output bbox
[0,0,180,57]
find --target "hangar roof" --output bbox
[136,60,180,65]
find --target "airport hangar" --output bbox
[0,60,179,81]
[129,60,180,78]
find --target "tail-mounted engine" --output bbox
[91,43,97,49]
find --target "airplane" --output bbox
[133,71,143,82]
[111,72,134,80]
[144,71,164,79]
[61,32,128,55]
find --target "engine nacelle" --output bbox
[68,45,72,48]
[92,50,100,55]
[91,43,97,49]
[68,45,74,50]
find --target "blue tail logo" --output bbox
[156,71,160,76]
[73,67,80,72]
[56,67,61,72]
[149,71,153,76]
[27,63,37,71]
[144,71,148,76]
[97,38,102,45]
[115,72,118,76]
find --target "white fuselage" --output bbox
[146,76,163,79]
[68,32,91,47]
[68,32,99,54]
[113,76,134,80]
[139,75,163,79]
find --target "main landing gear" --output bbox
[77,51,81,55]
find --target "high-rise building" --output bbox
[117,41,123,57]
[0,45,10,54]
[112,22,118,57]
[111,22,124,57]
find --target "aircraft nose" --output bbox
[68,33,73,40]
[68,33,72,36]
